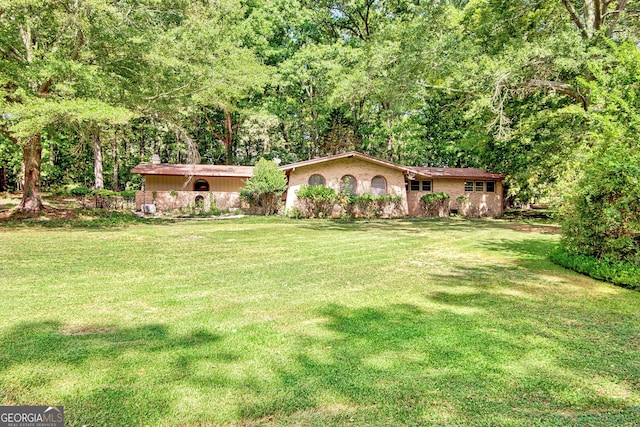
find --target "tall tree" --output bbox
[0,0,146,211]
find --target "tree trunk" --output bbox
[224,110,234,165]
[112,131,119,191]
[93,127,103,190]
[19,134,44,213]
[0,166,7,192]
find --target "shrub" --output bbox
[550,246,640,290]
[240,158,288,215]
[557,42,640,281]
[353,193,402,219]
[287,206,304,219]
[48,186,70,197]
[420,192,450,217]
[92,189,116,197]
[296,185,338,218]
[560,142,640,266]
[70,186,92,197]
[338,190,356,219]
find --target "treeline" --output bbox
[1,1,639,208]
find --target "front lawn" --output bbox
[1,218,638,426]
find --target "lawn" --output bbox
[1,217,639,426]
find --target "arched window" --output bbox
[371,176,387,195]
[193,179,210,191]
[340,175,357,195]
[308,174,326,186]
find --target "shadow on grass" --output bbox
[297,217,497,235]
[480,236,559,260]
[0,321,228,426]
[237,288,640,425]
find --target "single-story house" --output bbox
[132,151,505,216]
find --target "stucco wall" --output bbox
[407,179,504,216]
[285,157,408,216]
[144,175,245,193]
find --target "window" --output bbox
[466,181,496,192]
[308,174,325,186]
[194,179,210,191]
[409,180,432,192]
[341,175,357,194]
[371,176,387,195]
[465,181,474,192]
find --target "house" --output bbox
[131,162,253,212]
[132,151,505,216]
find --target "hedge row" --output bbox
[550,246,640,290]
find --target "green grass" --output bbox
[1,217,639,426]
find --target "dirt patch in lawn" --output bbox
[0,207,79,221]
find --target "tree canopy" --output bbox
[0,0,638,209]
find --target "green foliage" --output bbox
[560,142,640,265]
[93,189,116,197]
[550,247,640,290]
[90,189,137,210]
[70,186,92,197]
[558,42,640,271]
[286,206,304,219]
[240,158,287,215]
[420,192,451,217]
[352,194,403,219]
[296,185,338,218]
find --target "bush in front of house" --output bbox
[420,192,450,217]
[353,193,402,219]
[296,185,338,218]
[240,158,288,215]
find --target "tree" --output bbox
[559,41,640,264]
[239,158,288,215]
[0,1,146,211]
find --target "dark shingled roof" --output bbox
[408,167,506,180]
[131,152,505,181]
[130,163,254,178]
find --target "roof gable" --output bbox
[279,151,411,174]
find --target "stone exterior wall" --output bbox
[407,179,504,216]
[135,190,242,212]
[285,157,409,216]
